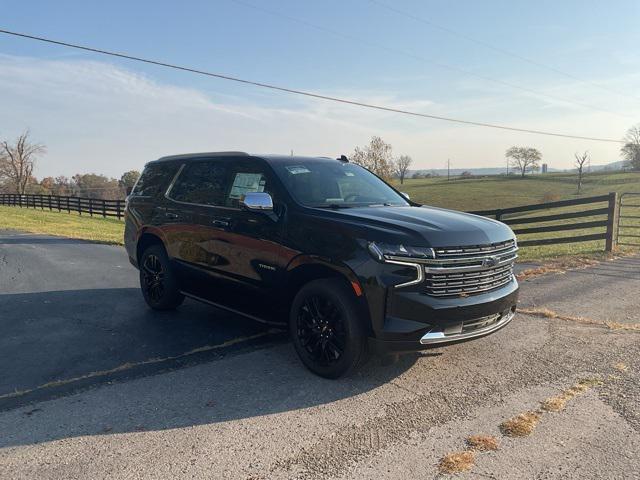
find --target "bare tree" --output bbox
[505,146,542,178]
[621,125,640,171]
[394,155,412,184]
[0,130,46,194]
[574,151,589,194]
[351,136,396,180]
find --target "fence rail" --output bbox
[0,193,125,219]
[469,192,619,251]
[618,193,640,247]
[0,192,635,253]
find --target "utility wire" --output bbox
[369,0,640,103]
[0,28,624,143]
[229,0,633,119]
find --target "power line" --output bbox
[369,0,640,103]
[0,28,625,144]
[229,0,633,119]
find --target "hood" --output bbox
[321,205,514,247]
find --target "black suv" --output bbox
[125,152,519,378]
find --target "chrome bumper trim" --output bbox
[419,309,516,345]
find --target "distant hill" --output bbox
[408,160,627,177]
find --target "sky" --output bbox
[1,0,639,178]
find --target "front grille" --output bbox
[424,240,517,297]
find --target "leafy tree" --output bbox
[621,125,640,171]
[394,155,413,184]
[505,146,542,177]
[72,173,122,200]
[351,136,396,180]
[119,170,141,194]
[0,130,46,194]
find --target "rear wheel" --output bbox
[139,244,184,310]
[289,279,367,378]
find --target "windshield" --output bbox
[272,160,409,208]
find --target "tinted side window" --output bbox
[169,161,230,206]
[131,163,178,197]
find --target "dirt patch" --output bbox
[519,307,640,332]
[499,411,542,437]
[466,435,499,452]
[438,451,475,474]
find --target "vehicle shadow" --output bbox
[0,288,422,448]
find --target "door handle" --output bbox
[212,218,231,228]
[165,212,180,219]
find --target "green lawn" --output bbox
[393,171,640,260]
[0,205,124,245]
[1,171,638,260]
[392,171,640,211]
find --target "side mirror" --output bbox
[401,192,410,200]
[240,192,273,211]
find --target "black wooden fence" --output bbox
[0,193,125,219]
[469,192,620,251]
[0,191,631,252]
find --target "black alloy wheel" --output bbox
[290,278,367,378]
[139,244,184,310]
[142,253,164,302]
[297,294,347,365]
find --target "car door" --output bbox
[216,159,287,288]
[162,158,235,294]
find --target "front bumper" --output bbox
[368,279,519,354]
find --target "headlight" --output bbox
[367,241,435,262]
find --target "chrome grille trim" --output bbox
[420,309,515,345]
[434,240,515,257]
[423,241,517,297]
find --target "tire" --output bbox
[289,278,367,379]
[139,244,184,310]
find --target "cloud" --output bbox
[0,54,633,178]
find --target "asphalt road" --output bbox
[1,229,639,479]
[0,230,281,408]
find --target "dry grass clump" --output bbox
[516,256,600,281]
[614,362,629,372]
[438,451,475,474]
[541,394,571,412]
[541,378,602,412]
[499,411,541,437]
[519,307,640,332]
[466,435,499,452]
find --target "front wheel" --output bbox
[139,244,184,310]
[289,279,367,379]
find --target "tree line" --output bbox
[0,130,140,199]
[2,124,639,199]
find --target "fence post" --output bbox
[89,198,93,217]
[605,192,619,252]
[102,199,106,218]
[78,197,81,215]
[116,200,122,220]
[67,196,70,214]
[495,209,503,222]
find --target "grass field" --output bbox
[0,205,124,245]
[391,171,640,260]
[1,171,638,260]
[392,171,640,211]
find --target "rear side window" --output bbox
[131,163,178,197]
[169,161,231,206]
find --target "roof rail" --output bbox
[155,151,250,162]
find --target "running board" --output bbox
[180,291,287,327]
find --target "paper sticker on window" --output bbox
[229,173,265,199]
[285,165,311,175]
